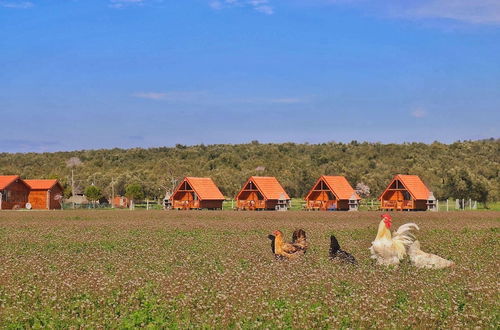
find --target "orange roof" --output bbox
[306,175,360,200]
[24,179,61,190]
[180,177,225,200]
[241,176,290,200]
[0,175,21,189]
[380,174,430,200]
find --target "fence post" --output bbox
[446,199,449,212]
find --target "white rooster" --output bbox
[369,214,419,266]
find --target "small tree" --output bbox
[355,182,370,198]
[66,157,83,197]
[125,183,144,210]
[85,185,102,208]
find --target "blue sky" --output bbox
[1,0,499,152]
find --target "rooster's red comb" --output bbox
[381,214,392,221]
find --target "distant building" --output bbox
[236,176,290,211]
[379,174,433,211]
[25,179,64,210]
[304,175,360,211]
[0,175,30,210]
[170,177,225,210]
[112,196,130,208]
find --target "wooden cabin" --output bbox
[379,174,432,211]
[171,177,225,210]
[0,175,30,210]
[236,176,290,211]
[25,179,64,210]
[112,196,130,208]
[304,175,360,211]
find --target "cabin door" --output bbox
[395,191,404,210]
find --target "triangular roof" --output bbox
[0,175,25,190]
[379,174,430,200]
[24,179,62,191]
[174,177,225,200]
[305,175,360,200]
[237,176,290,200]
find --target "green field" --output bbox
[0,211,499,328]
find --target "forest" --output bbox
[0,139,498,204]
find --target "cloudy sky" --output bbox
[1,0,499,152]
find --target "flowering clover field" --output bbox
[0,211,498,328]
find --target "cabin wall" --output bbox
[199,200,223,209]
[172,200,199,209]
[306,190,344,210]
[414,200,427,211]
[28,186,63,210]
[173,191,195,201]
[236,199,266,210]
[337,200,349,210]
[28,190,48,209]
[49,186,63,210]
[265,200,281,210]
[1,181,29,210]
[238,191,262,201]
[308,191,330,201]
[113,197,129,208]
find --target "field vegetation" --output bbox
[0,210,498,328]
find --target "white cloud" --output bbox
[132,91,207,102]
[319,0,500,25]
[254,5,273,15]
[269,98,303,104]
[0,1,33,9]
[235,97,307,104]
[411,108,427,118]
[405,0,500,25]
[209,0,274,15]
[108,0,148,9]
[132,91,307,105]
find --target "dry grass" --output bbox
[0,210,499,328]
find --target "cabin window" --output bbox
[327,191,335,200]
[403,191,411,200]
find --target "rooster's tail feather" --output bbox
[393,223,419,246]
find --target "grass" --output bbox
[0,210,499,328]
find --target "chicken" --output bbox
[369,214,419,266]
[271,229,308,260]
[292,229,309,251]
[329,235,357,265]
[408,240,455,269]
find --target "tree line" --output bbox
[0,139,498,205]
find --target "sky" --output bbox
[1,0,499,152]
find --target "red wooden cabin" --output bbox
[304,175,360,211]
[379,174,431,211]
[25,179,64,210]
[236,176,290,210]
[0,175,30,210]
[171,177,225,210]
